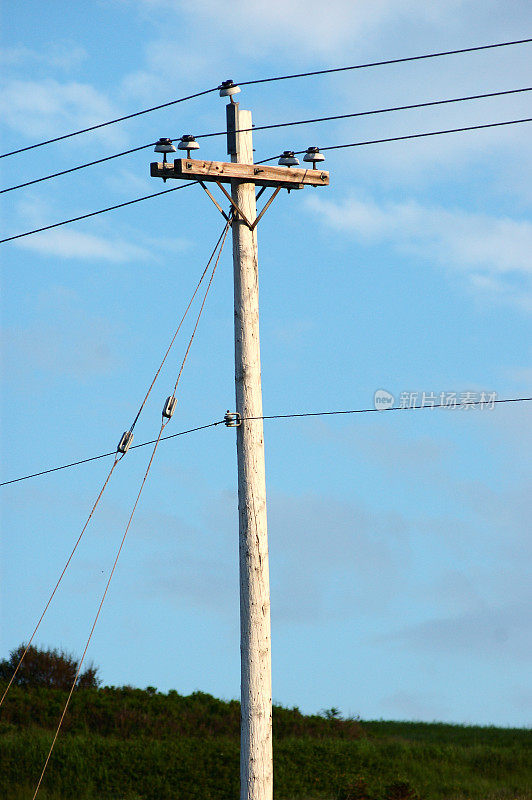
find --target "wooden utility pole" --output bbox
[150,92,328,800]
[227,100,273,800]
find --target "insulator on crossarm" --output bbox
[154,138,176,153]
[178,134,200,160]
[278,150,299,167]
[303,146,325,169]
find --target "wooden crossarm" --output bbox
[151,159,329,189]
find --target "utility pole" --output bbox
[150,85,329,800]
[227,98,273,800]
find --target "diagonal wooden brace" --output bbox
[211,181,281,231]
[198,181,232,223]
[251,187,281,230]
[196,176,282,231]
[215,181,254,230]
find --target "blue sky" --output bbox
[1,1,531,728]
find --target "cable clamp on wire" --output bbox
[163,396,177,419]
[117,431,134,454]
[224,410,241,427]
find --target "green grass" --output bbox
[0,685,530,799]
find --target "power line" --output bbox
[1,37,530,159]
[252,395,532,419]
[0,422,224,486]
[0,454,121,709]
[0,182,197,244]
[238,38,532,86]
[0,142,155,195]
[4,86,531,196]
[31,426,164,800]
[0,88,218,159]
[197,87,532,141]
[2,115,530,246]
[2,397,530,487]
[255,116,532,163]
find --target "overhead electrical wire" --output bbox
[2,397,530,488]
[0,421,224,486]
[1,37,530,159]
[30,221,230,800]
[0,182,197,244]
[3,86,531,195]
[2,115,531,246]
[255,116,532,163]
[31,430,165,800]
[0,142,157,195]
[237,38,532,87]
[0,453,122,708]
[196,86,532,140]
[0,223,230,711]
[0,87,218,159]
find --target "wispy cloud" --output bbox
[15,227,151,262]
[0,78,121,145]
[0,43,87,71]
[307,193,532,308]
[377,600,532,660]
[125,0,467,59]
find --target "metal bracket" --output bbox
[198,180,281,231]
[224,410,241,427]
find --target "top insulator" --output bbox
[219,80,241,97]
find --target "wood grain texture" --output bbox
[230,105,273,800]
[151,159,329,188]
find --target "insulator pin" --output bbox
[224,410,241,427]
[163,396,177,419]
[117,431,133,454]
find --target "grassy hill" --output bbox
[0,684,530,800]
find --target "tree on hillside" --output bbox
[0,644,100,689]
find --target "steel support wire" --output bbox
[0,224,230,707]
[29,219,230,800]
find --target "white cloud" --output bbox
[0,78,121,145]
[307,193,532,306]
[126,0,469,59]
[15,227,151,262]
[0,43,87,71]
